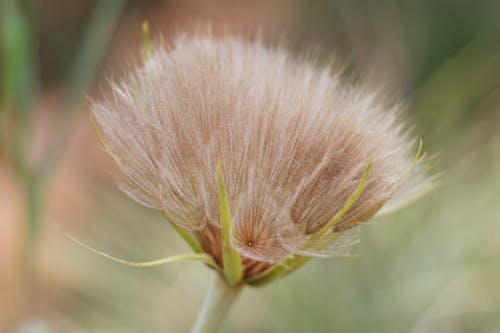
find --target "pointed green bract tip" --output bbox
[398,138,424,187]
[161,211,203,253]
[313,155,372,240]
[66,233,218,269]
[142,21,152,58]
[248,156,373,287]
[216,163,243,285]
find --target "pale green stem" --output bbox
[190,274,242,333]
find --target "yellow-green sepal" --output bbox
[67,234,218,269]
[217,163,243,286]
[161,211,203,253]
[142,21,152,58]
[247,255,310,287]
[248,157,372,287]
[310,156,372,242]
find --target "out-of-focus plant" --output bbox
[0,0,124,330]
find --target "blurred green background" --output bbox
[1,0,499,332]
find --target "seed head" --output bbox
[92,33,431,280]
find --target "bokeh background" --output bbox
[1,0,500,332]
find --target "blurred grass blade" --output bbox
[412,38,500,140]
[1,0,37,176]
[0,0,36,119]
[67,234,218,269]
[63,0,125,107]
[40,0,126,176]
[217,163,243,285]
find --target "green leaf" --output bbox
[217,163,243,285]
[67,234,218,269]
[1,0,37,177]
[1,0,36,119]
[40,0,126,176]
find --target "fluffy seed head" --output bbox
[92,33,431,279]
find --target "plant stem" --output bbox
[22,173,43,316]
[25,174,42,247]
[190,274,242,333]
